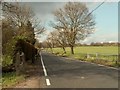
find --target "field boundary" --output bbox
[54,53,119,70]
[44,46,119,68]
[45,51,119,70]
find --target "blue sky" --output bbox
[82,2,118,44]
[34,2,118,44]
[18,2,118,44]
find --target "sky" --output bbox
[82,2,118,44]
[30,2,118,44]
[7,1,118,44]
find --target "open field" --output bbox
[46,46,119,67]
[51,46,118,55]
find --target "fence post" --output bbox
[15,51,25,75]
[96,53,98,60]
[15,52,20,75]
[20,52,26,74]
[115,55,118,65]
[87,53,90,58]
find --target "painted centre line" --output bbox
[39,52,51,86]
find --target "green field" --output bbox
[46,46,119,67]
[51,46,118,55]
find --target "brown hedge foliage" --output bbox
[15,39,38,63]
[3,39,38,72]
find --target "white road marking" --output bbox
[81,77,85,79]
[62,57,118,70]
[98,64,104,66]
[86,62,118,70]
[46,79,51,86]
[103,65,118,70]
[40,52,48,76]
[39,52,51,86]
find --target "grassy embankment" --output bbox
[2,72,25,88]
[46,46,119,67]
[2,55,25,88]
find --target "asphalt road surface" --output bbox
[40,52,118,88]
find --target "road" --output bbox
[40,52,118,88]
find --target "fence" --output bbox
[86,53,118,61]
[74,53,119,67]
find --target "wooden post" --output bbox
[115,55,118,65]
[15,52,21,75]
[19,52,25,74]
[15,51,25,75]
[96,53,98,60]
[87,53,90,58]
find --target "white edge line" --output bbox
[83,61,118,70]
[62,57,118,70]
[40,52,48,76]
[46,78,51,86]
[39,52,51,86]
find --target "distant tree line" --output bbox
[41,41,119,49]
[90,42,119,46]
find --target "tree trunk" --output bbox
[62,47,66,54]
[70,46,74,54]
[50,47,53,53]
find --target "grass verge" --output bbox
[2,72,25,88]
[45,46,119,67]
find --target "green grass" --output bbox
[52,46,118,55]
[2,72,25,88]
[46,46,119,67]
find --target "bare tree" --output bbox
[2,2,45,44]
[46,37,53,53]
[52,2,95,54]
[34,23,45,37]
[50,30,67,54]
[2,2,34,27]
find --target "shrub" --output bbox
[2,55,13,67]
[15,39,38,63]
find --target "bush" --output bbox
[15,39,38,63]
[2,55,13,68]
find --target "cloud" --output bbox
[85,2,100,10]
[81,32,118,44]
[16,2,118,43]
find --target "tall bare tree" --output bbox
[52,2,95,54]
[2,2,34,27]
[2,2,45,44]
[46,37,53,53]
[49,30,67,54]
